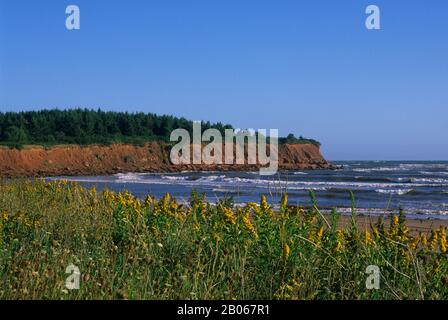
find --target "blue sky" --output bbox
[0,0,447,160]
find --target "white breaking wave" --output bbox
[197,175,226,181]
[411,177,448,183]
[50,171,448,193]
[161,176,189,181]
[352,167,403,173]
[398,163,448,170]
[375,189,413,195]
[352,163,448,173]
[115,172,148,183]
[419,171,448,176]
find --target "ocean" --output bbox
[47,161,448,219]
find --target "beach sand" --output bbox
[333,214,448,235]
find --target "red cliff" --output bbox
[0,142,333,178]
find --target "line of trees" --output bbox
[0,109,232,148]
[279,133,321,147]
[0,109,320,148]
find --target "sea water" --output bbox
[47,161,448,219]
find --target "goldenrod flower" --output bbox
[389,215,399,237]
[199,201,207,219]
[144,194,154,207]
[280,193,288,210]
[260,195,272,216]
[420,233,428,247]
[246,202,260,215]
[434,258,441,274]
[317,226,324,240]
[372,227,380,239]
[429,230,439,251]
[223,207,237,225]
[1,211,9,222]
[334,230,345,252]
[364,230,372,245]
[242,211,258,239]
[439,227,447,253]
[392,216,399,226]
[282,243,290,261]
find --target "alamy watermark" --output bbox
[65,264,81,290]
[170,122,279,176]
[365,5,381,30]
[365,265,380,290]
[65,5,80,30]
[65,4,380,31]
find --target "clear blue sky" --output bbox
[1,0,447,160]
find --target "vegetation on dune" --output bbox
[0,109,320,148]
[1,180,446,300]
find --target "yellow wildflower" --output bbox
[372,227,380,239]
[439,227,447,253]
[223,207,237,225]
[280,193,288,210]
[144,194,154,207]
[242,211,258,239]
[334,230,345,252]
[420,233,428,247]
[410,236,419,250]
[364,230,372,245]
[317,226,324,240]
[392,216,399,226]
[246,202,260,215]
[260,195,272,216]
[430,230,438,251]
[282,243,290,261]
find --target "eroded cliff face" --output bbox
[0,142,332,178]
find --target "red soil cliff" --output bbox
[0,142,332,178]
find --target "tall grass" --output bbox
[0,180,447,300]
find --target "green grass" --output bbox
[0,180,447,300]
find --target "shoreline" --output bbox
[41,171,448,222]
[35,174,448,225]
[330,214,448,235]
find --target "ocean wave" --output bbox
[352,163,448,173]
[399,163,448,169]
[211,187,245,193]
[375,189,414,196]
[352,167,403,173]
[197,175,227,182]
[161,176,189,181]
[219,177,448,189]
[57,172,448,193]
[411,177,448,183]
[354,176,404,183]
[419,171,448,176]
[115,172,147,182]
[282,186,328,191]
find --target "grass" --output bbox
[0,179,447,300]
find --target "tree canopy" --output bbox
[0,109,320,148]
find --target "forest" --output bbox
[0,109,320,148]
